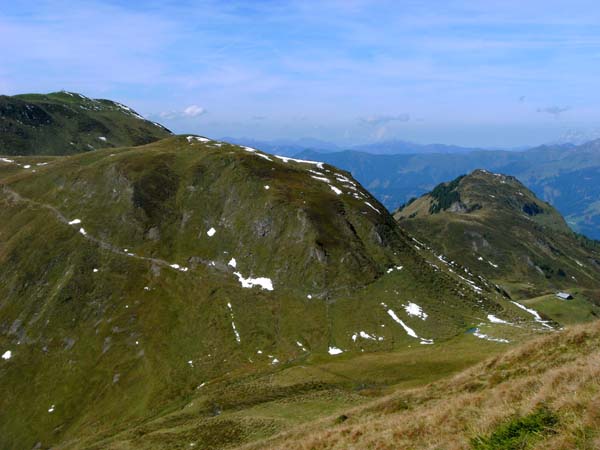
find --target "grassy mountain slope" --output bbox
[395,170,600,304]
[242,320,600,450]
[0,138,548,449]
[0,91,171,155]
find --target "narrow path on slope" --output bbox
[2,186,198,273]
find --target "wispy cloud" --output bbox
[158,105,207,120]
[360,114,411,126]
[537,106,570,117]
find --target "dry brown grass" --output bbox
[240,321,600,450]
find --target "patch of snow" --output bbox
[329,185,342,195]
[188,360,194,367]
[170,264,181,270]
[230,321,241,343]
[328,346,343,355]
[271,358,280,364]
[311,175,330,183]
[472,328,509,343]
[68,219,81,225]
[93,268,98,273]
[386,309,418,338]
[187,136,210,143]
[364,202,380,214]
[207,227,216,237]
[307,294,312,299]
[255,152,272,161]
[264,185,270,190]
[510,301,553,329]
[233,272,273,291]
[457,274,483,292]
[98,136,107,142]
[274,155,325,169]
[487,314,509,324]
[226,302,241,343]
[352,331,377,342]
[48,405,55,413]
[2,350,11,360]
[0,158,15,163]
[228,258,237,268]
[23,165,31,169]
[79,228,87,236]
[404,302,428,320]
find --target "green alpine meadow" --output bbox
[2,2,600,449]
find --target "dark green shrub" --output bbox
[471,406,558,450]
[429,175,465,214]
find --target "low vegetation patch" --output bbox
[471,407,558,450]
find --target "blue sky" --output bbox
[2,0,600,147]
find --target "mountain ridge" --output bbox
[395,169,600,303]
[0,91,171,155]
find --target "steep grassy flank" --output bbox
[0,138,544,449]
[395,170,600,302]
[242,320,600,450]
[0,91,171,155]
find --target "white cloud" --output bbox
[182,105,206,117]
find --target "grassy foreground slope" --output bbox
[0,137,547,449]
[0,91,171,155]
[242,320,600,450]
[395,170,600,304]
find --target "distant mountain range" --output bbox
[221,136,527,157]
[297,140,600,240]
[220,137,342,156]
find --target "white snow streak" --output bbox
[472,328,509,343]
[386,309,418,338]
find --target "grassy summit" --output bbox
[0,91,171,155]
